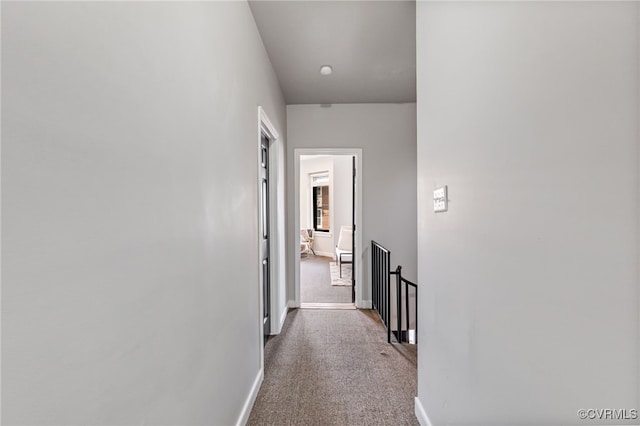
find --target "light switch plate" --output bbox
[433,186,448,212]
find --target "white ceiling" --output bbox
[248,1,416,105]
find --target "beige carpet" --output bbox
[247,309,418,425]
[301,256,351,303]
[329,261,352,286]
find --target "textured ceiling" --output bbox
[249,1,416,104]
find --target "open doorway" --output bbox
[294,149,363,308]
[299,154,352,304]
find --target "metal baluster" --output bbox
[396,265,402,343]
[405,279,410,344]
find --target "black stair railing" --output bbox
[371,240,392,343]
[390,265,418,344]
[371,240,418,344]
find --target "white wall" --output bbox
[333,155,354,253]
[299,156,333,255]
[2,2,285,425]
[416,2,639,425]
[287,104,417,305]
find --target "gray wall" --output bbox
[416,2,639,425]
[287,104,417,305]
[2,2,285,424]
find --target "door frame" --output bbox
[293,148,364,308]
[260,135,271,340]
[257,106,282,366]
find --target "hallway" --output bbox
[3,2,639,425]
[248,309,418,425]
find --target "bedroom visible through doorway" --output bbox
[299,154,354,306]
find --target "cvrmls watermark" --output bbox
[577,409,638,421]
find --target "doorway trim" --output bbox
[293,148,363,308]
[257,107,283,363]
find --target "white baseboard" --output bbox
[359,299,372,309]
[236,369,263,426]
[278,305,288,330]
[310,251,333,258]
[288,299,299,309]
[415,397,433,426]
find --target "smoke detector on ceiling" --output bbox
[319,65,333,76]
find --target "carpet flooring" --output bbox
[300,256,351,303]
[247,309,418,426]
[329,261,352,286]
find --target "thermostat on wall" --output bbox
[433,186,448,213]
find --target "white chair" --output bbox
[300,230,310,256]
[335,226,352,277]
[300,229,314,256]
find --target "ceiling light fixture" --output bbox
[319,65,333,76]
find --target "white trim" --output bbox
[300,302,356,310]
[267,137,282,336]
[288,299,299,309]
[257,106,282,372]
[309,170,332,233]
[258,106,279,140]
[235,369,263,426]
[278,304,288,331]
[294,148,364,308]
[360,300,372,309]
[414,397,433,426]
[259,106,287,337]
